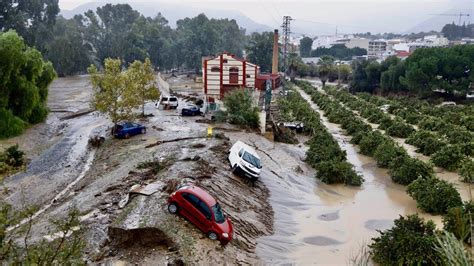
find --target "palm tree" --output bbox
[318,55,335,88]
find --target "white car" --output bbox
[228,140,262,180]
[157,96,178,109]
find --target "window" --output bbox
[212,203,225,224]
[223,59,228,63]
[197,201,212,220]
[182,193,199,206]
[242,151,262,169]
[211,67,220,72]
[238,149,244,157]
[229,67,239,73]
[246,74,251,78]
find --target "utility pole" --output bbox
[281,15,292,79]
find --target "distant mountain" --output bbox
[60,1,272,33]
[407,8,473,33]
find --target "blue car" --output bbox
[113,122,146,139]
[181,105,202,116]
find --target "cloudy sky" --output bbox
[58,0,473,34]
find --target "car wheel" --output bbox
[208,231,218,241]
[141,128,146,134]
[168,203,179,214]
[232,164,239,173]
[124,133,130,139]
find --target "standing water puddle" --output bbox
[228,87,445,264]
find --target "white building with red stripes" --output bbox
[202,52,259,100]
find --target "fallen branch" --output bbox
[145,136,207,148]
[60,109,94,120]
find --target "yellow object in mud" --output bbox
[207,126,213,137]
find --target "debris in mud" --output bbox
[136,159,163,175]
[191,143,206,149]
[192,159,216,178]
[294,165,304,174]
[145,137,207,148]
[214,132,230,141]
[60,108,94,120]
[273,124,298,144]
[303,236,343,246]
[152,126,164,131]
[164,179,180,194]
[89,135,105,147]
[318,210,340,221]
[195,119,213,124]
[130,182,164,196]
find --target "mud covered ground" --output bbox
[0,75,274,264]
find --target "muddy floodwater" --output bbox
[247,86,448,264]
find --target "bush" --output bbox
[28,104,49,124]
[406,130,446,156]
[418,117,446,131]
[431,145,465,171]
[389,156,433,185]
[221,89,260,129]
[378,116,394,130]
[443,201,474,244]
[369,214,442,265]
[459,159,474,183]
[0,109,27,139]
[359,131,386,156]
[385,119,415,138]
[373,141,407,168]
[407,177,462,214]
[4,144,25,167]
[315,160,363,186]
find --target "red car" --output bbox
[167,185,233,244]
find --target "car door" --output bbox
[180,193,201,226]
[194,199,213,232]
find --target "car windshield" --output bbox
[169,98,177,102]
[162,97,168,101]
[212,203,225,224]
[242,151,261,168]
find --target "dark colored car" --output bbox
[167,185,233,244]
[181,105,202,116]
[113,122,146,139]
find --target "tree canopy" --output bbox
[0,30,55,138]
[245,31,275,73]
[299,37,313,57]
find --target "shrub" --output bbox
[442,127,473,145]
[315,160,363,186]
[406,130,446,156]
[385,120,415,138]
[367,111,385,124]
[459,159,474,183]
[434,231,472,266]
[443,201,474,244]
[341,118,371,135]
[0,109,26,139]
[359,131,387,156]
[369,214,442,265]
[389,156,433,185]
[28,104,49,124]
[431,145,465,171]
[4,144,25,167]
[418,117,446,131]
[407,177,462,214]
[373,141,407,168]
[221,89,260,129]
[378,116,393,130]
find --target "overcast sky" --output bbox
[58,0,473,34]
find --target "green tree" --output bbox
[88,58,140,127]
[219,89,259,129]
[299,36,313,57]
[246,31,274,73]
[443,201,474,244]
[0,0,60,50]
[0,30,55,138]
[127,58,160,116]
[369,214,442,265]
[407,177,462,214]
[318,56,334,87]
[0,203,84,264]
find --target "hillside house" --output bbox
[202,53,259,100]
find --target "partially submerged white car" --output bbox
[228,141,262,180]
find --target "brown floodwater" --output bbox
[242,87,450,264]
